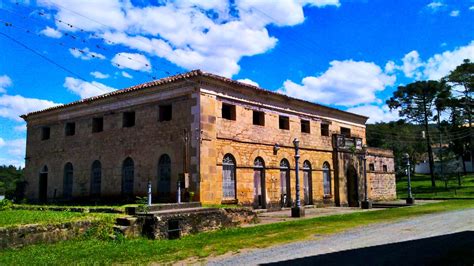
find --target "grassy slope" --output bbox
[397,174,474,198]
[1,200,474,265]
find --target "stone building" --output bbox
[21,70,396,207]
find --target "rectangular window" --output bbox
[253,110,265,126]
[279,116,289,130]
[369,163,375,171]
[383,165,388,172]
[65,122,75,136]
[123,111,135,128]
[321,124,329,136]
[159,105,172,122]
[41,126,50,140]
[301,119,310,133]
[92,117,103,133]
[341,127,351,138]
[222,103,236,120]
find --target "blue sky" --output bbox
[0,0,473,167]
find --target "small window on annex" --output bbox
[159,105,172,122]
[41,126,50,140]
[341,127,351,138]
[279,115,289,130]
[383,165,388,172]
[253,110,265,126]
[123,111,135,128]
[65,122,75,136]
[369,163,375,171]
[321,123,329,136]
[92,117,103,133]
[222,103,236,120]
[301,119,310,133]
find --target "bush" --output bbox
[0,199,13,211]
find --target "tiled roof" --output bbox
[21,70,368,120]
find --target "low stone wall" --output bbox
[0,220,95,249]
[12,205,124,214]
[368,172,397,201]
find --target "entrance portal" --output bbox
[303,160,313,205]
[39,166,48,203]
[253,157,266,209]
[347,165,359,207]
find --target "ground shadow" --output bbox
[263,231,474,266]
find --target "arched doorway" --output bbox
[222,154,236,201]
[63,162,73,199]
[90,160,101,197]
[39,165,48,203]
[323,162,331,196]
[303,160,313,205]
[253,157,266,209]
[122,157,134,197]
[158,154,171,202]
[347,165,359,207]
[280,159,291,207]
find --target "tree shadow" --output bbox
[263,231,474,266]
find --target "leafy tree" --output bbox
[0,165,25,201]
[386,80,446,187]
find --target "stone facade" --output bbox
[21,70,396,207]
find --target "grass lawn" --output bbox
[0,210,118,228]
[1,200,474,265]
[397,173,474,199]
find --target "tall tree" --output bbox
[386,80,446,187]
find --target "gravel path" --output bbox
[207,208,474,265]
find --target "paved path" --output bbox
[208,208,474,265]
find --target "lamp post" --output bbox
[147,180,152,206]
[291,138,305,217]
[361,145,372,209]
[404,153,415,205]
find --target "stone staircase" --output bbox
[113,217,142,238]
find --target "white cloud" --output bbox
[90,71,110,79]
[39,26,62,38]
[121,71,133,79]
[69,47,105,60]
[111,53,151,72]
[64,77,116,99]
[14,124,26,132]
[0,137,5,147]
[0,138,26,167]
[427,1,444,10]
[38,0,339,77]
[0,75,12,94]
[449,10,460,17]
[237,78,259,87]
[401,51,423,79]
[0,94,60,122]
[470,6,474,11]
[346,104,399,124]
[279,60,395,106]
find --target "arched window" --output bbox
[253,157,266,208]
[303,160,313,205]
[63,162,73,199]
[39,165,48,202]
[158,154,171,200]
[323,162,331,196]
[90,160,101,196]
[122,157,134,196]
[280,159,291,207]
[222,154,236,200]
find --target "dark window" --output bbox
[301,120,310,133]
[90,160,101,196]
[92,117,103,133]
[158,154,171,199]
[341,127,351,138]
[63,162,73,199]
[383,165,388,172]
[253,110,265,126]
[323,162,331,196]
[159,105,172,122]
[122,157,134,196]
[123,111,135,127]
[41,127,50,140]
[321,124,329,136]
[369,163,375,171]
[279,116,289,130]
[222,103,236,120]
[65,122,75,136]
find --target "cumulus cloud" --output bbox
[0,94,60,122]
[121,71,133,79]
[37,0,340,77]
[40,26,62,38]
[0,137,5,147]
[279,60,395,106]
[90,71,110,79]
[69,47,105,60]
[64,77,116,99]
[426,1,444,10]
[111,53,151,72]
[346,104,399,124]
[400,51,423,79]
[237,78,259,87]
[0,75,12,93]
[449,10,460,17]
[14,124,26,132]
[0,138,26,167]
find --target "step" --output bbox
[115,217,138,226]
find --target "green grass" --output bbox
[2,200,474,265]
[397,174,474,199]
[0,210,117,228]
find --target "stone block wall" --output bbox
[367,148,397,201]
